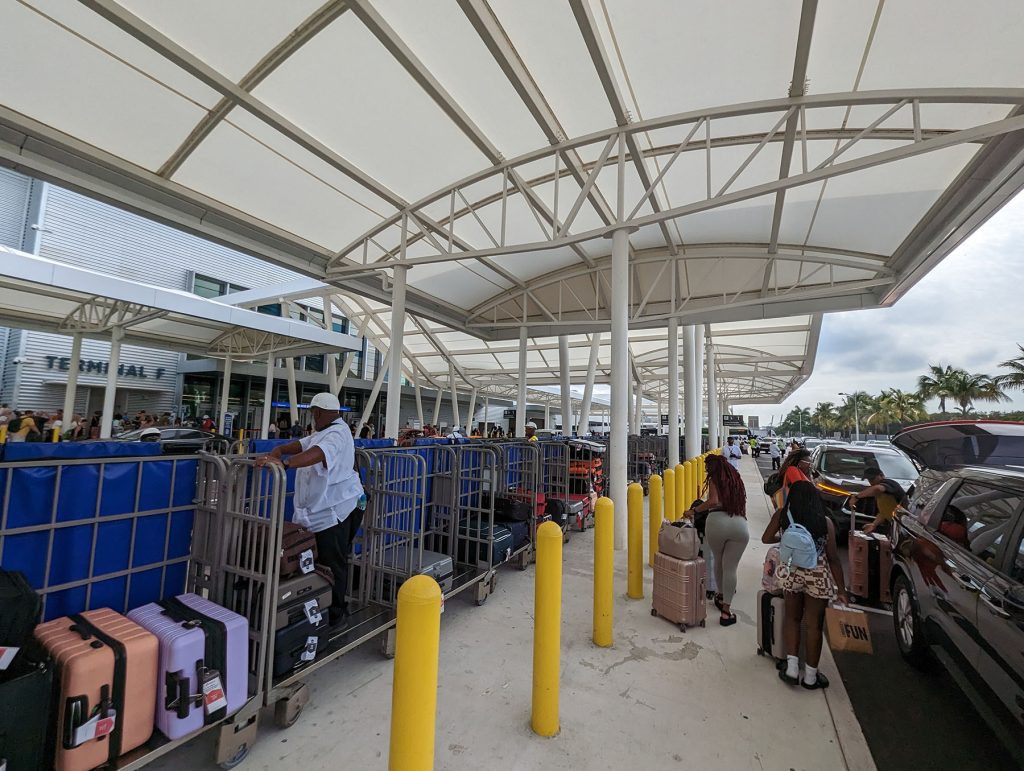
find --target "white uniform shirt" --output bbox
[769,442,781,459]
[726,443,742,469]
[292,419,363,533]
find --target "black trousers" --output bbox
[315,508,363,618]
[771,456,781,470]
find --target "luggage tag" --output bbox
[299,549,315,574]
[0,646,18,670]
[201,669,228,716]
[303,599,323,625]
[72,709,117,746]
[301,635,319,662]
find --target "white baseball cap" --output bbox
[526,421,537,429]
[309,392,341,411]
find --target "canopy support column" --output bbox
[285,357,299,426]
[361,356,388,430]
[62,332,82,433]
[705,326,719,449]
[467,388,477,434]
[695,325,706,452]
[414,374,424,427]
[610,226,631,550]
[516,325,528,437]
[683,325,698,458]
[432,387,443,426]
[260,354,275,440]
[219,356,233,432]
[578,333,601,436]
[385,264,408,439]
[633,383,642,435]
[323,294,339,396]
[544,403,551,429]
[482,396,489,436]
[558,335,572,435]
[99,327,122,439]
[668,323,680,467]
[448,364,461,430]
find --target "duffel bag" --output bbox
[659,520,700,560]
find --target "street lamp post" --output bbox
[839,392,860,442]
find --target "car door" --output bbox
[975,502,1024,735]
[922,482,1012,672]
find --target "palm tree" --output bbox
[812,402,839,436]
[870,388,927,432]
[996,344,1024,391]
[838,391,874,436]
[946,371,1009,416]
[917,365,960,414]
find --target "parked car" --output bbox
[115,427,231,454]
[888,421,1024,763]
[808,443,918,538]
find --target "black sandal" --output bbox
[778,669,799,686]
[801,672,830,690]
[719,612,737,627]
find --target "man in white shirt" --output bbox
[769,439,782,470]
[257,392,364,626]
[725,436,742,470]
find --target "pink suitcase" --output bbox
[651,553,707,630]
[127,594,248,740]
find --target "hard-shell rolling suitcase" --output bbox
[849,531,892,603]
[504,519,530,551]
[458,518,514,567]
[272,610,328,677]
[0,656,54,771]
[35,608,158,771]
[545,498,584,529]
[280,521,318,579]
[0,569,41,673]
[127,594,248,740]
[484,493,532,523]
[651,553,706,631]
[275,571,333,631]
[380,547,455,594]
[756,589,786,661]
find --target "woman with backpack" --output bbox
[761,480,847,690]
[683,454,748,626]
[767,448,811,508]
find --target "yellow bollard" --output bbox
[681,460,692,514]
[0,424,6,443]
[532,520,562,737]
[51,427,61,443]
[593,497,613,648]
[674,463,685,520]
[627,483,644,599]
[663,467,675,525]
[648,474,662,568]
[388,574,442,771]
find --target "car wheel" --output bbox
[893,574,930,669]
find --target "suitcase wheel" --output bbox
[699,620,705,628]
[678,624,687,633]
[218,744,250,770]
[757,647,764,656]
[650,608,657,617]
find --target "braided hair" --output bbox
[703,453,747,517]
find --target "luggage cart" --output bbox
[566,439,606,531]
[450,443,503,606]
[491,440,540,569]
[0,452,263,770]
[539,440,583,542]
[628,435,656,495]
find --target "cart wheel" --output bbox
[476,593,488,606]
[218,744,249,770]
[381,628,397,659]
[678,624,687,633]
[274,698,302,729]
[757,647,764,656]
[650,608,657,617]
[700,620,706,628]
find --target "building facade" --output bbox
[0,168,507,432]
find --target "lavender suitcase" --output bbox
[651,553,707,631]
[127,593,248,740]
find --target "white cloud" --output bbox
[734,191,1024,427]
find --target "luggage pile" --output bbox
[2,569,249,771]
[848,531,892,605]
[650,520,707,631]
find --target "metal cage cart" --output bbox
[538,440,584,540]
[0,451,266,770]
[628,435,657,495]
[566,439,605,531]
[489,440,540,569]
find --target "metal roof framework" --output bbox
[1,1,1022,343]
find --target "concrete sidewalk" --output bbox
[156,456,874,770]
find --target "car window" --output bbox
[1012,533,1024,583]
[940,482,1022,571]
[173,430,204,439]
[819,450,917,480]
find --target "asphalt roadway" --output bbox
[750,450,1018,771]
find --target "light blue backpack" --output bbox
[780,509,819,569]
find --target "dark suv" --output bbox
[889,421,1024,762]
[808,443,918,539]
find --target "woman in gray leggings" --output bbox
[684,454,748,626]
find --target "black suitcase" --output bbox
[458,518,515,567]
[0,655,54,770]
[504,520,529,551]
[483,493,532,523]
[545,498,584,528]
[0,570,41,672]
[273,609,329,677]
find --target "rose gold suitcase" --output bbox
[35,608,158,771]
[651,553,706,630]
[848,531,892,603]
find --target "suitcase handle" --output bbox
[165,670,203,719]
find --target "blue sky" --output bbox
[734,191,1024,427]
